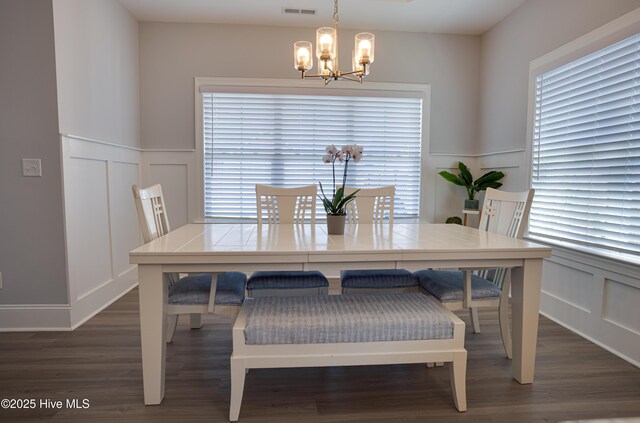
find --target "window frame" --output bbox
[194,77,431,223]
[524,9,640,265]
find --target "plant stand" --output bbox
[462,209,479,227]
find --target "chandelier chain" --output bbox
[333,0,339,29]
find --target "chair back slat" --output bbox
[256,184,316,225]
[132,184,179,287]
[132,184,171,243]
[476,188,535,289]
[342,186,395,224]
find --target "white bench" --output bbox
[229,293,467,421]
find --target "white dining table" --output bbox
[130,222,552,405]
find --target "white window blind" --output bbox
[530,33,640,258]
[203,92,422,220]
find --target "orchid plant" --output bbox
[318,144,364,216]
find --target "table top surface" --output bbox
[129,223,551,261]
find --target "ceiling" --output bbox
[118,0,528,35]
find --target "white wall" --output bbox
[478,0,640,365]
[0,0,68,313]
[53,0,140,147]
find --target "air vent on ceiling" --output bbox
[283,7,316,16]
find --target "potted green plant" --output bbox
[318,144,363,235]
[438,162,505,210]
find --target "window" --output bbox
[529,33,640,260]
[202,91,423,220]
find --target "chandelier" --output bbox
[293,0,375,85]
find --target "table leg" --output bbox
[510,258,543,384]
[138,264,167,404]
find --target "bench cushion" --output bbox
[247,270,329,291]
[243,293,454,345]
[169,272,247,305]
[415,269,501,302]
[341,269,417,289]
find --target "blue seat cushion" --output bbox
[168,272,247,305]
[340,269,417,289]
[415,269,501,302]
[247,271,328,291]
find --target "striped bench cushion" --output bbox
[244,293,454,345]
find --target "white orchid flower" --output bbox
[325,144,338,155]
[322,153,333,163]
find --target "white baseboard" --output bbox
[540,310,640,368]
[0,276,138,331]
[0,304,71,331]
[70,267,138,329]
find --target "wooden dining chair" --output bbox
[247,184,329,297]
[344,185,395,224]
[338,186,418,294]
[416,188,535,358]
[132,184,247,342]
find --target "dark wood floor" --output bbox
[1,288,639,423]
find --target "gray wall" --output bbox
[0,0,68,304]
[478,0,640,154]
[139,23,481,154]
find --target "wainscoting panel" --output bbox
[602,277,640,335]
[62,135,141,329]
[541,260,592,313]
[479,149,639,366]
[142,151,197,227]
[64,156,112,302]
[109,161,141,279]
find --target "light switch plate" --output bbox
[22,159,42,177]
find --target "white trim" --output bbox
[430,148,525,158]
[0,304,71,332]
[70,280,138,330]
[524,8,640,259]
[143,149,196,153]
[525,6,640,184]
[193,77,431,222]
[61,133,143,152]
[0,281,138,331]
[529,7,640,72]
[195,76,430,93]
[539,310,639,368]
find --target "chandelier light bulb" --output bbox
[320,34,333,52]
[294,41,313,71]
[355,33,375,64]
[316,27,336,61]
